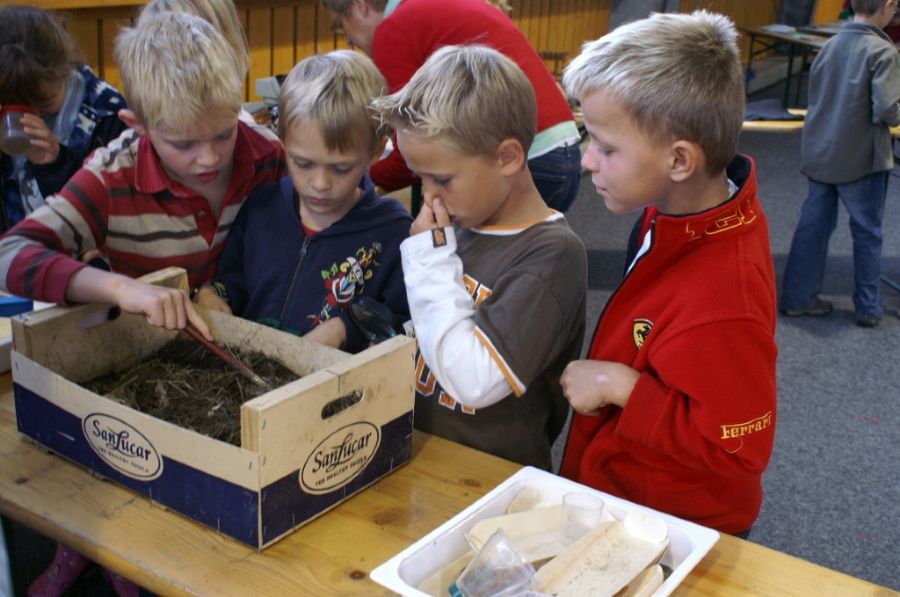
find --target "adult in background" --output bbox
[322,0,583,212]
[780,0,900,328]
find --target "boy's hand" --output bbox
[20,113,61,165]
[561,360,639,414]
[113,277,213,340]
[194,285,232,315]
[410,197,451,235]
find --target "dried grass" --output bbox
[83,338,299,445]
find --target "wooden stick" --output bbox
[181,322,269,388]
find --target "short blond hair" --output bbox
[278,50,387,154]
[139,0,249,81]
[564,10,744,175]
[371,44,536,157]
[115,12,243,132]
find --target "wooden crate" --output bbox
[10,267,416,550]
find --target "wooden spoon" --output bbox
[181,322,269,388]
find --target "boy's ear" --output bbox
[668,140,703,182]
[496,138,526,175]
[117,109,146,136]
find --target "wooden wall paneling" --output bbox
[247,7,275,102]
[510,0,612,77]
[510,0,527,41]
[560,0,577,63]
[35,0,144,8]
[64,11,102,77]
[572,0,590,57]
[536,0,551,61]
[679,0,779,63]
[237,9,250,104]
[314,5,336,54]
[295,2,318,62]
[523,0,540,49]
[271,6,296,77]
[98,8,136,93]
[812,0,843,23]
[546,0,561,52]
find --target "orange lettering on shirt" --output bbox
[415,353,436,396]
[720,411,773,440]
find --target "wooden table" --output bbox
[0,374,893,596]
[742,108,900,137]
[743,25,828,108]
[797,19,845,38]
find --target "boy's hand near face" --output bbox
[561,359,639,414]
[20,113,61,165]
[410,197,451,235]
[194,285,232,315]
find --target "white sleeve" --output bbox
[401,227,513,409]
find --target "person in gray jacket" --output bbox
[780,0,900,327]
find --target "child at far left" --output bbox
[0,4,127,232]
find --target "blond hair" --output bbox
[139,0,249,81]
[371,44,536,157]
[278,50,387,153]
[115,12,243,132]
[563,10,744,175]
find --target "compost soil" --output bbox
[83,338,299,445]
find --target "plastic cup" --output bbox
[455,528,535,597]
[0,105,35,156]
[561,491,606,545]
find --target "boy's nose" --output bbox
[581,143,599,173]
[421,184,438,208]
[196,144,220,167]
[311,171,332,192]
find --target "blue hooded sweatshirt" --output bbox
[213,174,412,353]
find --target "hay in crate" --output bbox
[83,338,299,445]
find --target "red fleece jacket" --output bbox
[561,155,778,534]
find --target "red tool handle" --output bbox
[181,322,268,387]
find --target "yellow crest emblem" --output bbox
[632,319,652,349]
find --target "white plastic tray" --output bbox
[370,466,719,597]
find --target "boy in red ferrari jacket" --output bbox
[559,11,778,536]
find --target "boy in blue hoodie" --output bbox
[196,50,411,352]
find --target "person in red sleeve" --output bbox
[559,10,778,536]
[321,0,583,212]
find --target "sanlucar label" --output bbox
[82,413,163,480]
[301,422,380,494]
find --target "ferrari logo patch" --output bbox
[633,319,652,349]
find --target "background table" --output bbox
[743,25,827,108]
[0,373,893,595]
